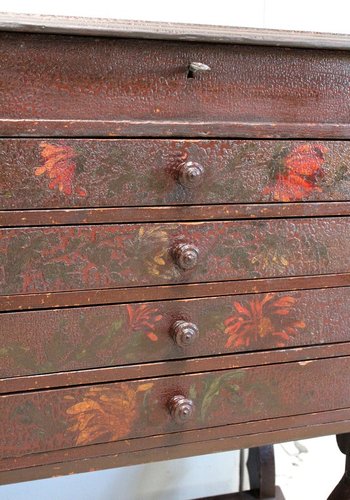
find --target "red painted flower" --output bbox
[126,304,163,342]
[269,144,328,202]
[285,144,327,176]
[224,293,305,349]
[35,142,87,197]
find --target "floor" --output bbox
[275,436,344,500]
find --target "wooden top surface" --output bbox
[1,12,350,50]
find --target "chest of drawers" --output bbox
[2,13,350,499]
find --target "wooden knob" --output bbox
[173,243,199,270]
[171,320,199,347]
[168,395,195,424]
[178,161,204,188]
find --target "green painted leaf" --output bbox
[200,372,244,421]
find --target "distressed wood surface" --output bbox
[1,413,350,486]
[4,202,350,227]
[1,341,349,394]
[2,140,350,209]
[0,342,350,394]
[1,287,350,379]
[2,13,350,51]
[2,405,350,482]
[2,273,350,313]
[1,218,350,296]
[2,33,350,138]
[1,356,350,460]
[4,120,350,139]
[3,18,350,489]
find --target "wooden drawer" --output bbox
[1,356,350,460]
[2,32,350,137]
[2,139,350,209]
[1,218,350,295]
[2,287,350,378]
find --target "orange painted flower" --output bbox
[269,144,328,201]
[66,383,153,446]
[127,304,162,341]
[137,227,170,278]
[224,293,305,349]
[35,142,87,197]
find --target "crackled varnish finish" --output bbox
[2,287,350,378]
[3,16,350,497]
[1,218,349,295]
[1,356,350,460]
[3,32,350,137]
[2,140,350,208]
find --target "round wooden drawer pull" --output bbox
[168,395,195,424]
[171,320,199,347]
[178,161,205,188]
[172,242,199,270]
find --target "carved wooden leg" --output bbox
[328,434,350,500]
[199,445,284,499]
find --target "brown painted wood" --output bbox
[1,356,350,460]
[2,287,350,379]
[2,218,350,296]
[1,13,350,51]
[2,405,350,477]
[4,120,350,139]
[2,33,350,138]
[4,202,350,227]
[3,19,350,493]
[246,446,281,499]
[1,411,350,486]
[1,341,350,394]
[2,140,350,209]
[2,273,350,313]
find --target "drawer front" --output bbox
[1,356,350,459]
[0,218,349,295]
[2,287,350,378]
[2,33,350,134]
[2,139,350,209]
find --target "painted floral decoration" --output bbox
[224,293,306,348]
[66,383,152,446]
[268,144,328,201]
[35,142,87,197]
[136,227,171,278]
[127,304,163,342]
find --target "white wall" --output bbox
[0,1,349,498]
